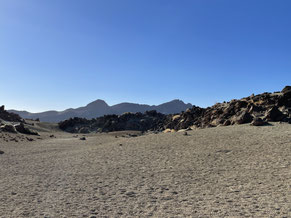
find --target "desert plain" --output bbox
[0,122,290,217]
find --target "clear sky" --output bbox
[1,0,290,112]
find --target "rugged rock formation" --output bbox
[59,86,291,133]
[0,105,39,135]
[0,124,17,133]
[14,123,39,135]
[0,105,23,122]
[59,110,167,133]
[164,86,291,130]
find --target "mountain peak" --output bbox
[86,99,109,108]
[9,99,192,122]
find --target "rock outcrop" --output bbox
[0,105,23,122]
[59,86,291,133]
[164,86,291,130]
[14,123,39,135]
[59,110,167,133]
[0,105,39,135]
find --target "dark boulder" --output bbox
[251,117,268,126]
[265,106,286,121]
[235,100,248,109]
[281,86,291,95]
[222,120,231,126]
[277,86,291,107]
[14,123,39,135]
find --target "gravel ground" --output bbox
[0,123,290,217]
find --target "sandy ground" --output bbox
[0,123,290,217]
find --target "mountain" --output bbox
[9,99,192,123]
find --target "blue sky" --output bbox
[1,0,290,112]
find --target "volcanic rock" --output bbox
[59,86,291,133]
[251,117,268,126]
[79,127,90,134]
[1,124,17,133]
[265,106,286,122]
[281,86,291,95]
[0,105,23,122]
[234,111,253,124]
[14,123,39,135]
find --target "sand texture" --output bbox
[0,123,290,217]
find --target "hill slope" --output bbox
[9,99,192,122]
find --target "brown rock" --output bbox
[235,111,253,124]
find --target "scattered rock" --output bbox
[216,149,232,153]
[80,137,86,140]
[26,137,34,141]
[0,150,4,155]
[125,191,136,197]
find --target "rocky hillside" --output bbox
[0,105,23,122]
[59,110,167,133]
[10,99,192,122]
[59,86,291,133]
[0,106,38,135]
[165,86,291,130]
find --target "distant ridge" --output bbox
[9,99,192,122]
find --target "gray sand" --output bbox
[0,123,290,217]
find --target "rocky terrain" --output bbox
[59,110,167,133]
[165,85,291,130]
[0,105,23,122]
[1,87,290,217]
[0,105,39,136]
[59,86,291,133]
